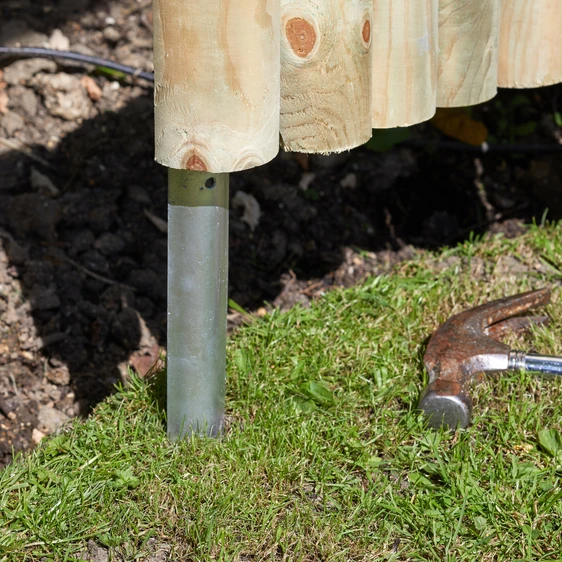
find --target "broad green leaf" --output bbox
[538,428,562,458]
[474,516,487,531]
[96,533,126,547]
[289,360,305,381]
[290,397,317,413]
[36,468,61,484]
[299,381,334,406]
[365,128,411,152]
[409,471,433,488]
[233,348,252,374]
[112,468,140,489]
[512,460,540,479]
[364,456,383,469]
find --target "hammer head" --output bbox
[418,288,551,429]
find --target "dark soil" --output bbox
[1,0,562,467]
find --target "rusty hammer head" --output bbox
[418,288,551,429]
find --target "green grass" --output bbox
[2,222,562,561]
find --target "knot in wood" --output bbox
[285,17,316,58]
[183,154,208,172]
[362,19,371,44]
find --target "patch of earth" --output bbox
[0,0,561,470]
[61,537,172,562]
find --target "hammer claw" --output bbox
[418,287,554,430]
[465,288,550,330]
[485,315,550,341]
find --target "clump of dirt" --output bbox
[1,0,561,468]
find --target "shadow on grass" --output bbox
[144,366,167,422]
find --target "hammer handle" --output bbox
[509,351,562,376]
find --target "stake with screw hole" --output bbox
[167,169,229,438]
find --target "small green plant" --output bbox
[489,94,539,143]
[365,127,412,152]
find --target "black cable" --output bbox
[2,46,562,155]
[403,138,562,154]
[0,46,154,82]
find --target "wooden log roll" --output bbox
[436,0,500,108]
[371,0,438,128]
[153,0,280,173]
[498,0,562,88]
[280,0,373,153]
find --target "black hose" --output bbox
[0,46,154,82]
[403,139,562,154]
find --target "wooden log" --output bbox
[436,0,500,107]
[280,0,373,153]
[498,0,562,88]
[153,0,280,173]
[371,0,438,128]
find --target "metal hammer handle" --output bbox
[508,351,562,376]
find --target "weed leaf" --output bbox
[538,428,562,458]
[365,128,411,152]
[112,468,140,489]
[290,396,317,413]
[233,348,252,374]
[299,381,334,406]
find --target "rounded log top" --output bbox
[153,0,281,173]
[153,0,562,172]
[279,0,373,153]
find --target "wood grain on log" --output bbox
[153,0,280,172]
[437,0,500,107]
[280,0,373,153]
[371,0,438,128]
[498,0,562,88]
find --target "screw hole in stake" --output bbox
[205,177,216,189]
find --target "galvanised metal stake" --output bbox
[167,169,229,439]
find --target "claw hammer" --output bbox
[418,288,562,429]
